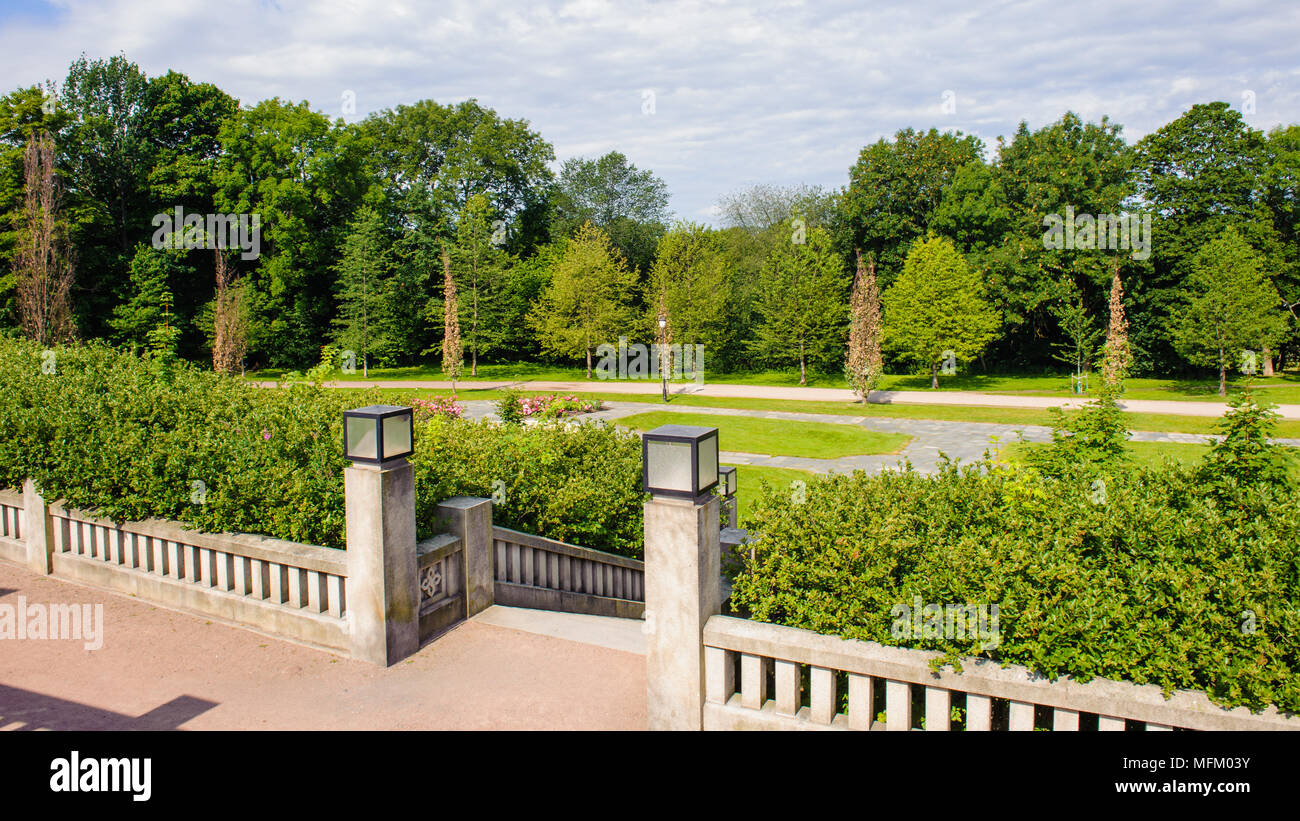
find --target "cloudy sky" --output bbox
[2,0,1297,223]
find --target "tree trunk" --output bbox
[931,361,939,390]
[586,344,592,379]
[1264,349,1275,377]
[799,341,806,386]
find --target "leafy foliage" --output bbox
[730,456,1300,713]
[0,338,644,555]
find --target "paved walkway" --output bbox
[461,399,1300,476]
[259,378,1300,420]
[0,562,646,731]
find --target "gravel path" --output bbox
[458,399,1300,476]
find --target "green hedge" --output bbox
[413,416,645,557]
[0,337,646,555]
[730,458,1300,714]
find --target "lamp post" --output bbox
[343,404,418,666]
[718,465,738,529]
[658,315,668,403]
[642,423,722,730]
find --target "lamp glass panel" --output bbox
[722,467,736,495]
[346,416,378,460]
[382,413,412,459]
[696,435,718,493]
[647,439,693,493]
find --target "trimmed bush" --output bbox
[0,337,645,555]
[730,457,1300,713]
[412,416,645,557]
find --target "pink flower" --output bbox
[262,429,271,441]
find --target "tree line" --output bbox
[4,53,1299,386]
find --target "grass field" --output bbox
[722,463,816,522]
[249,362,1300,402]
[613,411,910,459]
[342,386,1300,439]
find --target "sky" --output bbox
[1,0,1297,224]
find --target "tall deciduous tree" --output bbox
[842,128,984,288]
[528,222,636,378]
[14,131,75,345]
[211,250,247,375]
[1133,102,1281,372]
[644,222,732,355]
[846,250,883,399]
[746,223,849,385]
[550,151,669,274]
[441,243,463,394]
[1100,261,1132,389]
[882,236,999,389]
[1173,229,1287,396]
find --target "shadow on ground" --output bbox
[0,685,216,731]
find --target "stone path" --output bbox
[458,399,1300,476]
[0,562,646,731]
[263,378,1300,420]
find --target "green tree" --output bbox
[644,222,732,355]
[984,113,1133,368]
[331,207,394,375]
[449,193,512,375]
[550,151,668,274]
[1199,384,1292,491]
[361,98,555,253]
[1134,103,1281,372]
[528,222,636,377]
[109,243,191,349]
[1172,228,1287,396]
[841,128,984,288]
[214,98,369,367]
[746,223,849,385]
[882,235,1000,388]
[1048,276,1103,382]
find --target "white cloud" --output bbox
[1,0,1297,223]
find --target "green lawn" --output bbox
[723,463,817,522]
[613,411,910,459]
[249,362,1300,403]
[354,386,1300,439]
[1001,440,1211,469]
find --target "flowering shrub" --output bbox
[515,393,602,420]
[411,396,464,421]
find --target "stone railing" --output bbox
[417,532,465,641]
[0,488,25,565]
[491,526,644,619]
[699,615,1300,731]
[4,480,351,654]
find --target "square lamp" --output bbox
[642,424,719,501]
[344,405,414,465]
[718,465,737,498]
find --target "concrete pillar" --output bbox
[23,478,54,575]
[345,461,419,666]
[644,494,721,731]
[436,497,494,618]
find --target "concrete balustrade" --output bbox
[696,615,1300,731]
